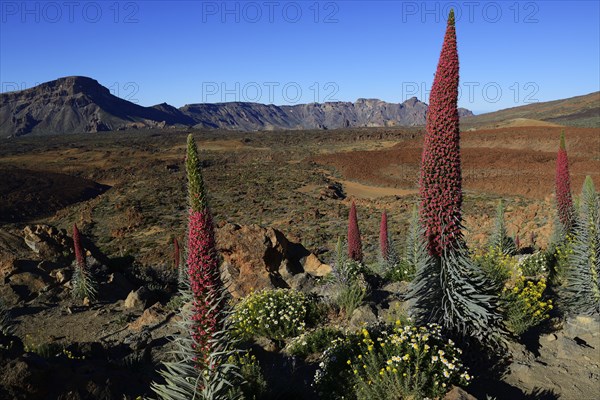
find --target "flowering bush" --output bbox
[314,322,470,399]
[502,277,553,336]
[232,289,312,341]
[518,252,549,277]
[473,247,518,289]
[287,327,345,358]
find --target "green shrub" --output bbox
[473,248,518,290]
[314,322,470,399]
[232,289,312,341]
[385,259,415,283]
[502,276,553,336]
[287,327,344,358]
[228,352,268,399]
[518,252,549,277]
[336,281,366,319]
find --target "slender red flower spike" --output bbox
[555,131,575,232]
[185,134,221,363]
[73,223,86,270]
[419,9,462,257]
[380,211,389,260]
[347,201,363,262]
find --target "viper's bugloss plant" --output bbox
[71,223,96,301]
[378,211,404,281]
[151,277,242,400]
[409,10,501,344]
[489,199,516,256]
[327,237,367,318]
[152,134,243,400]
[419,9,462,257]
[73,223,86,270]
[185,133,222,362]
[555,132,575,234]
[562,176,600,316]
[348,201,363,262]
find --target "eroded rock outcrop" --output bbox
[216,223,330,298]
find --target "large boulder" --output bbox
[22,225,71,261]
[216,223,327,298]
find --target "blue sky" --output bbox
[1,1,598,113]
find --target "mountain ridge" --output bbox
[0,76,473,137]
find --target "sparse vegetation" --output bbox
[0,6,597,400]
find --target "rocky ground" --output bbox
[1,126,599,399]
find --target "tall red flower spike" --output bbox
[73,223,86,270]
[555,131,574,232]
[347,201,363,262]
[185,134,221,363]
[419,9,462,257]
[380,211,389,260]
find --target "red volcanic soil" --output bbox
[314,126,600,199]
[0,168,110,223]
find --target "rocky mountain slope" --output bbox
[462,91,600,128]
[0,77,195,137]
[0,76,473,136]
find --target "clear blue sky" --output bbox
[1,1,598,113]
